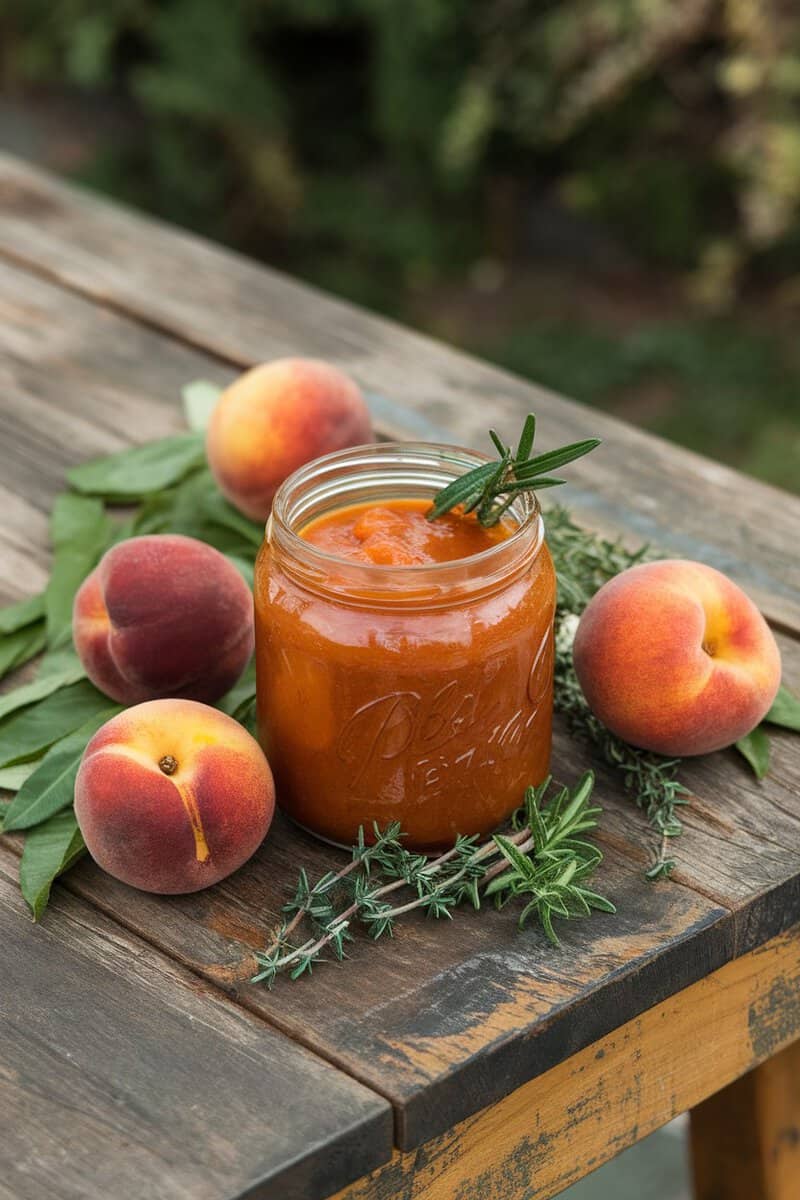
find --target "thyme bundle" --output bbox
[253,772,614,986]
[545,506,689,878]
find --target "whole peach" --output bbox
[75,700,274,893]
[206,358,373,521]
[572,559,781,756]
[73,534,253,705]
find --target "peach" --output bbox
[73,534,253,705]
[75,700,274,893]
[572,559,781,757]
[206,358,373,521]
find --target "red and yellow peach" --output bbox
[75,699,274,893]
[206,358,373,521]
[572,559,781,756]
[73,534,253,706]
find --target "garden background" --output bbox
[1,0,798,492]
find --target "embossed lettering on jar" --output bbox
[254,443,556,851]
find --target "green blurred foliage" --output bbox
[5,0,800,295]
[1,0,799,488]
[486,319,800,493]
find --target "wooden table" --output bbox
[1,152,799,1200]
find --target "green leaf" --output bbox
[2,707,121,832]
[516,414,536,461]
[182,380,222,431]
[0,678,109,767]
[67,433,206,499]
[0,622,46,681]
[216,658,257,718]
[735,726,771,779]
[513,439,602,480]
[131,469,260,556]
[199,490,263,547]
[0,592,45,634]
[580,889,617,913]
[0,651,86,723]
[426,462,498,520]
[492,833,536,879]
[0,761,40,792]
[19,808,86,920]
[765,684,800,733]
[225,554,255,589]
[46,494,112,648]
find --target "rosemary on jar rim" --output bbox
[427,413,600,528]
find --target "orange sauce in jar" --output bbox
[254,444,556,851]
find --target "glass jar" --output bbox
[254,443,556,851]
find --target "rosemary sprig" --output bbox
[428,414,600,527]
[252,771,614,987]
[546,505,689,877]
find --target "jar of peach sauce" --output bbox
[254,443,556,851]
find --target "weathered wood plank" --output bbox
[327,926,800,1200]
[690,1035,800,1200]
[0,847,393,1200]
[0,152,798,630]
[3,257,800,1150]
[30,794,731,1149]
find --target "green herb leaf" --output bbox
[0,622,46,681]
[199,489,263,547]
[0,678,110,767]
[46,494,112,648]
[67,433,206,500]
[735,726,771,779]
[226,555,255,589]
[765,684,800,733]
[428,416,600,527]
[426,463,498,521]
[131,469,261,555]
[516,414,536,461]
[19,808,86,920]
[0,761,40,793]
[0,592,45,634]
[0,651,86,723]
[2,707,121,832]
[513,439,601,480]
[216,658,257,718]
[182,380,223,431]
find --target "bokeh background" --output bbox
[2,0,798,492]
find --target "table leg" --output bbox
[690,1037,800,1199]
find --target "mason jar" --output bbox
[254,442,556,850]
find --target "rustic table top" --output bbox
[1,151,799,1200]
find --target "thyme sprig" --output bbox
[546,505,689,877]
[428,414,600,527]
[252,771,614,987]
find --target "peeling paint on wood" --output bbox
[330,926,800,1200]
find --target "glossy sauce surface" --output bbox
[301,498,514,565]
[255,496,555,850]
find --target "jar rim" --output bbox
[267,441,544,605]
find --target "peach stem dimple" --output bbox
[158,754,179,775]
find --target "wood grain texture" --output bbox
[0,848,392,1200]
[50,802,731,1148]
[691,1036,800,1200]
[327,925,800,1200]
[0,152,799,631]
[1,253,800,1149]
